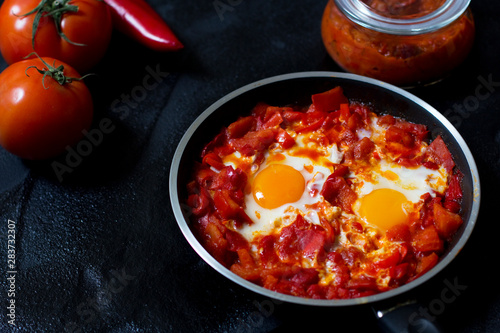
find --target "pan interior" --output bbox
[171,72,480,306]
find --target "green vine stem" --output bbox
[17,0,85,49]
[25,53,93,89]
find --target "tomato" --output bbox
[0,57,93,160]
[0,0,112,73]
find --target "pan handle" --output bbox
[372,300,442,333]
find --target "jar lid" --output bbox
[334,0,471,35]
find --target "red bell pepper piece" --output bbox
[412,226,443,254]
[331,165,349,178]
[350,137,375,162]
[258,235,279,264]
[103,0,183,51]
[260,111,283,130]
[347,112,362,131]
[385,125,415,148]
[213,189,240,219]
[425,135,455,173]
[202,152,225,170]
[282,109,304,125]
[187,188,210,216]
[372,251,400,270]
[398,122,428,141]
[311,86,349,113]
[378,114,396,126]
[320,175,357,213]
[210,166,247,193]
[390,263,410,282]
[227,116,255,139]
[224,230,249,252]
[339,103,351,122]
[202,220,228,263]
[444,170,463,213]
[275,128,295,149]
[229,129,275,156]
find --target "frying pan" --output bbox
[169,72,480,332]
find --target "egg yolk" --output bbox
[252,164,305,209]
[358,188,408,230]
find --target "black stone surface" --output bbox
[0,0,498,332]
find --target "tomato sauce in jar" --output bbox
[321,0,475,87]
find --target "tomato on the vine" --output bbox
[0,0,112,73]
[0,56,93,160]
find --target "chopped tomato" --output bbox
[433,202,463,239]
[386,223,412,242]
[415,252,439,277]
[412,226,443,254]
[226,230,249,252]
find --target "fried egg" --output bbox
[352,158,449,231]
[224,133,341,241]
[223,124,449,239]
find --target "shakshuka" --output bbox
[186,86,464,299]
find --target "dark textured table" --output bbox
[0,0,498,332]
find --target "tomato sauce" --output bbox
[321,0,475,87]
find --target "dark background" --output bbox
[0,0,499,332]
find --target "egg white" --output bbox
[237,151,332,241]
[351,157,450,228]
[358,159,447,200]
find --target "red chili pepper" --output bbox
[103,0,183,51]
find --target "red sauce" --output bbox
[321,0,475,86]
[362,0,446,18]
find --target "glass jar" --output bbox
[321,0,475,87]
